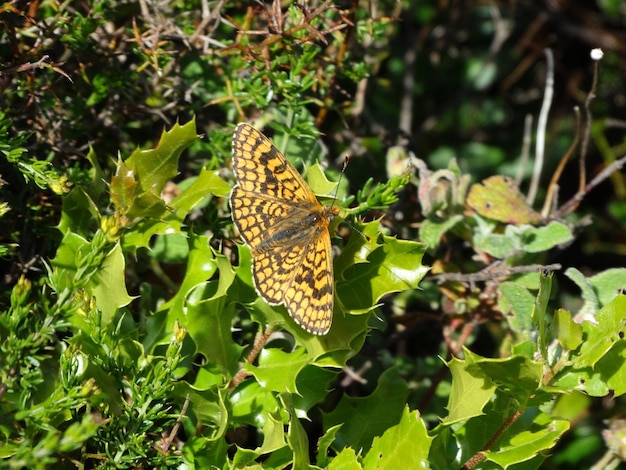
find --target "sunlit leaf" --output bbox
[467,175,542,224]
[362,407,431,469]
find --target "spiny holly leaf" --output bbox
[316,424,342,468]
[362,407,431,469]
[244,348,309,394]
[464,349,543,403]
[121,168,229,253]
[444,356,497,425]
[337,229,428,312]
[483,411,569,468]
[323,368,409,451]
[126,119,198,202]
[229,405,288,466]
[169,168,231,217]
[185,251,240,378]
[306,161,347,200]
[145,235,232,353]
[280,393,310,470]
[293,366,337,417]
[59,185,102,238]
[328,448,362,469]
[117,119,198,219]
[230,380,280,429]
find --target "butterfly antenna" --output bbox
[330,155,370,242]
[329,154,349,209]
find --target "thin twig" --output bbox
[432,264,561,284]
[461,410,523,469]
[527,49,554,205]
[541,107,581,218]
[516,114,533,185]
[556,154,626,218]
[228,324,275,392]
[579,50,602,193]
[156,393,190,453]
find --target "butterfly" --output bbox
[229,123,338,334]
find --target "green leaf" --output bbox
[565,267,600,319]
[306,161,344,198]
[419,215,463,248]
[551,294,626,396]
[473,227,520,258]
[551,391,591,421]
[85,146,107,201]
[444,356,497,424]
[532,270,553,360]
[553,367,609,397]
[58,186,101,236]
[317,424,342,468]
[498,281,535,333]
[175,383,229,439]
[245,348,309,394]
[362,407,432,469]
[573,292,626,369]
[484,411,569,467]
[328,447,363,470]
[51,236,133,326]
[166,235,225,318]
[553,308,583,351]
[602,338,626,396]
[293,366,337,416]
[522,221,572,253]
[90,243,134,325]
[110,156,138,215]
[280,393,310,470]
[473,221,571,259]
[126,119,198,199]
[148,235,237,359]
[187,295,241,378]
[170,168,231,216]
[588,268,626,306]
[122,119,199,219]
[464,349,543,402]
[186,259,241,377]
[323,368,409,451]
[435,392,567,469]
[337,233,428,312]
[259,412,289,455]
[230,380,280,428]
[151,232,190,263]
[50,232,89,292]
